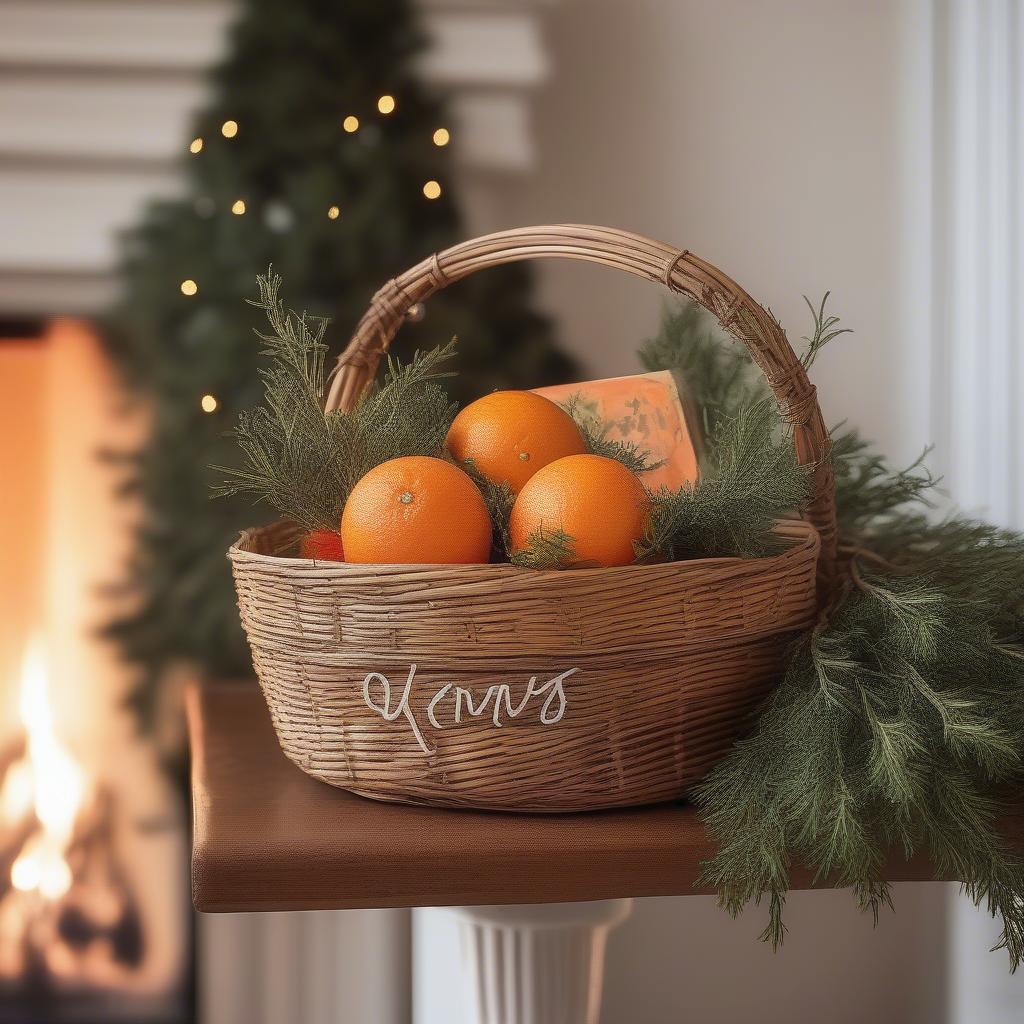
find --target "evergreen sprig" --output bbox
[638,300,768,440]
[800,291,853,369]
[697,512,1024,966]
[669,294,1024,969]
[635,399,810,562]
[461,463,516,563]
[509,527,578,570]
[559,393,664,475]
[214,271,457,531]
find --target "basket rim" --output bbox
[228,516,819,581]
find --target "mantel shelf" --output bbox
[187,680,999,914]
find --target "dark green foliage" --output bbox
[830,429,939,538]
[799,292,852,369]
[214,271,457,531]
[559,393,664,476]
[101,0,576,724]
[635,400,810,563]
[439,458,515,564]
[632,305,810,564]
[697,480,1024,967]
[684,297,1024,969]
[509,528,577,570]
[638,300,768,441]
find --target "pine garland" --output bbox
[214,270,457,531]
[636,400,809,563]
[559,393,665,476]
[641,297,1024,968]
[510,527,578,570]
[638,300,768,437]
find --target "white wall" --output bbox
[417,2,1008,1021]
[504,0,921,461]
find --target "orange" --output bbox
[445,390,587,493]
[509,454,650,567]
[341,456,492,564]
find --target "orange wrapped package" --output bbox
[533,370,699,491]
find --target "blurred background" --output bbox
[1,0,1021,1021]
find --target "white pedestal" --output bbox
[446,900,633,1024]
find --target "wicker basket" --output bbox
[229,225,836,812]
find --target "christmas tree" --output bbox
[102,0,576,726]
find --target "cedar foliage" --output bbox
[214,270,457,531]
[509,528,578,570]
[635,301,809,561]
[559,393,665,476]
[635,400,808,563]
[639,300,767,433]
[643,296,1024,968]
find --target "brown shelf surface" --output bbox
[189,680,968,914]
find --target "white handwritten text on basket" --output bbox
[362,665,577,755]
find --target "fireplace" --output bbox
[0,322,190,1023]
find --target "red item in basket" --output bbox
[300,529,346,561]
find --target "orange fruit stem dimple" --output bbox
[341,456,492,565]
[445,390,587,494]
[509,454,650,568]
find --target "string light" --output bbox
[422,180,442,200]
[189,137,204,154]
[264,201,294,233]
[221,119,239,138]
[201,394,218,413]
[406,303,425,323]
[432,128,450,147]
[180,279,198,296]
[342,115,360,133]
[327,205,341,220]
[377,94,396,115]
[231,199,246,215]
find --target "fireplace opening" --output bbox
[0,323,191,1023]
[0,639,188,1024]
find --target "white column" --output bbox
[448,901,633,1024]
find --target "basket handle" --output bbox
[325,224,836,588]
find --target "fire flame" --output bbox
[3,638,86,901]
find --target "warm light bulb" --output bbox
[422,180,442,200]
[231,199,246,215]
[432,128,450,147]
[201,394,218,413]
[189,137,204,154]
[327,205,341,220]
[342,115,360,133]
[377,95,396,115]
[180,279,198,296]
[221,119,239,138]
